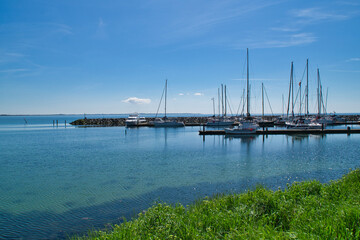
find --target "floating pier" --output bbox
[199,127,360,136]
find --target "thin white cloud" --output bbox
[5,53,26,57]
[95,17,107,39]
[194,93,204,96]
[159,0,283,42]
[241,32,317,49]
[122,97,151,104]
[346,58,360,62]
[98,17,105,27]
[292,7,348,24]
[328,69,360,73]
[270,27,299,32]
[178,93,184,96]
[52,23,72,35]
[262,33,317,48]
[0,68,29,73]
[232,78,280,81]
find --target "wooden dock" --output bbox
[199,128,360,135]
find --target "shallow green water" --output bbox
[0,116,359,239]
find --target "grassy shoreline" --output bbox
[73,169,360,239]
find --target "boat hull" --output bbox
[224,128,257,135]
[206,121,234,127]
[153,121,185,128]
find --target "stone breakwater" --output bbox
[70,117,210,126]
[70,115,360,127]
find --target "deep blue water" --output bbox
[0,115,359,239]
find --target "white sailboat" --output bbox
[206,84,234,127]
[285,60,323,129]
[153,79,185,128]
[225,48,258,135]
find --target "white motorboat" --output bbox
[125,114,147,127]
[225,121,259,135]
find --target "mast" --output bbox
[299,78,302,117]
[286,62,293,117]
[291,62,294,118]
[221,84,224,117]
[165,79,167,118]
[218,88,220,117]
[212,97,215,117]
[317,68,321,115]
[306,59,309,116]
[262,82,264,119]
[246,48,250,117]
[224,85,227,117]
[282,94,284,117]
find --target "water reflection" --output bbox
[1,126,360,240]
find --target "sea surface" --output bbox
[0,115,359,239]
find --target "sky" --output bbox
[0,0,359,115]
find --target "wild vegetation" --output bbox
[73,169,360,239]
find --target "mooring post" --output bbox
[322,124,324,132]
[56,120,58,127]
[203,124,205,132]
[347,126,351,135]
[65,120,66,128]
[53,120,55,127]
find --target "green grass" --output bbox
[73,169,360,239]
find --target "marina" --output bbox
[1,115,360,239]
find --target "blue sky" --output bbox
[0,0,359,115]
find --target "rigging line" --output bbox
[226,96,234,115]
[294,85,301,112]
[236,89,245,116]
[155,83,166,118]
[286,62,293,117]
[241,89,246,116]
[321,84,327,115]
[225,90,234,115]
[300,64,306,83]
[264,86,274,116]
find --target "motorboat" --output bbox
[125,114,147,127]
[225,121,259,135]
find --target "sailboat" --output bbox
[206,84,234,127]
[225,48,259,135]
[152,79,185,128]
[285,60,321,129]
[258,82,275,127]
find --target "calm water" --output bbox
[0,115,359,239]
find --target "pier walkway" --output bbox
[199,128,360,136]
